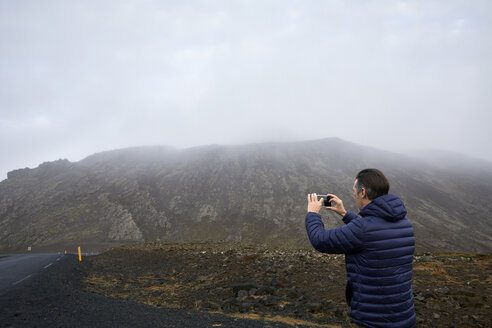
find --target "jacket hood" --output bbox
[359,194,407,222]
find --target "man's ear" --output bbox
[360,188,368,200]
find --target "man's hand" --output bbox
[307,193,323,214]
[325,194,347,217]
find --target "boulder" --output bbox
[256,286,276,296]
[237,290,248,299]
[232,279,259,295]
[261,295,279,306]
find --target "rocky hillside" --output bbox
[1,138,491,253]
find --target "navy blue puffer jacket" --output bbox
[305,194,416,328]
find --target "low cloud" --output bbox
[1,0,491,179]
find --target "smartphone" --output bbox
[317,194,332,207]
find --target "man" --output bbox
[305,168,416,328]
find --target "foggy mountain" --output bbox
[1,138,491,253]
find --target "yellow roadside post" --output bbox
[78,246,82,262]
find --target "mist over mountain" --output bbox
[1,138,491,253]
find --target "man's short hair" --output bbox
[355,168,390,200]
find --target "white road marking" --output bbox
[13,274,32,285]
[44,263,53,269]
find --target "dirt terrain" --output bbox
[80,241,492,327]
[0,255,307,328]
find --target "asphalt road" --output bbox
[0,253,63,294]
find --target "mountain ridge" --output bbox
[1,138,491,253]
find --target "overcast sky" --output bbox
[1,0,491,180]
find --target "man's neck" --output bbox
[359,200,372,211]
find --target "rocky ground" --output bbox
[1,255,315,328]
[80,241,491,327]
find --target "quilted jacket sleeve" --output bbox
[305,212,364,254]
[342,211,360,224]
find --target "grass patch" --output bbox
[226,313,342,327]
